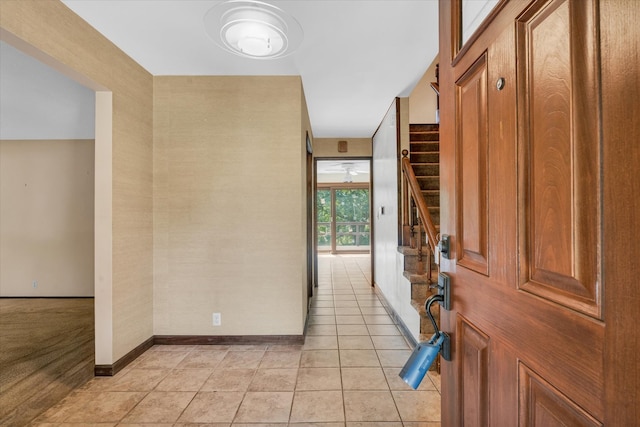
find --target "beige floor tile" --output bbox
[217,350,265,369]
[376,350,412,368]
[102,368,169,392]
[77,376,119,392]
[231,424,287,427]
[234,391,294,423]
[332,289,355,295]
[62,391,146,423]
[300,350,340,368]
[290,391,345,423]
[357,300,384,308]
[311,307,336,315]
[391,391,441,422]
[338,335,374,350]
[131,350,190,369]
[268,344,304,352]
[309,315,337,325]
[334,294,357,300]
[339,350,380,367]
[307,324,338,336]
[334,300,360,308]
[371,335,411,350]
[290,423,345,427]
[296,368,342,390]
[229,345,268,351]
[401,422,441,427]
[337,325,370,336]
[121,391,195,423]
[343,391,400,422]
[259,350,301,368]
[174,424,230,427]
[336,315,366,325]
[155,368,213,391]
[341,368,389,390]
[200,369,255,391]
[354,295,381,302]
[193,344,231,351]
[177,350,227,369]
[363,315,394,325]
[346,423,402,427]
[366,325,401,336]
[149,344,196,352]
[334,307,362,315]
[383,368,436,391]
[359,307,390,315]
[303,335,338,350]
[311,300,335,308]
[178,391,244,423]
[249,368,298,391]
[36,255,441,427]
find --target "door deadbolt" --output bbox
[438,235,450,259]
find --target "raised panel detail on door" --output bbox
[458,315,489,427]
[517,0,601,318]
[519,362,602,427]
[456,53,489,275]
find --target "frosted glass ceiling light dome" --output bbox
[204,0,303,59]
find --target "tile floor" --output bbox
[32,254,441,426]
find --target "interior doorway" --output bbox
[316,159,371,254]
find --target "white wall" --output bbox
[372,98,420,340]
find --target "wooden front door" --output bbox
[438,0,639,425]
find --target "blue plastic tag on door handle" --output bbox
[399,333,445,389]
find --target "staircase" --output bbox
[409,124,440,228]
[400,123,440,341]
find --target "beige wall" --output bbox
[0,139,94,297]
[409,56,439,124]
[313,138,372,158]
[301,87,312,325]
[0,0,154,363]
[153,76,308,336]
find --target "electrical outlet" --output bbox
[212,312,221,326]
[32,280,38,288]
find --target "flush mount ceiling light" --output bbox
[204,0,303,59]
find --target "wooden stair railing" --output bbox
[401,149,439,280]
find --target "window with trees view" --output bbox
[317,186,370,252]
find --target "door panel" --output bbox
[517,0,602,318]
[519,363,602,427]
[456,54,490,275]
[458,316,490,427]
[439,0,607,425]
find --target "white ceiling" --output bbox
[60,0,440,138]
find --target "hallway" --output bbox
[31,254,441,425]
